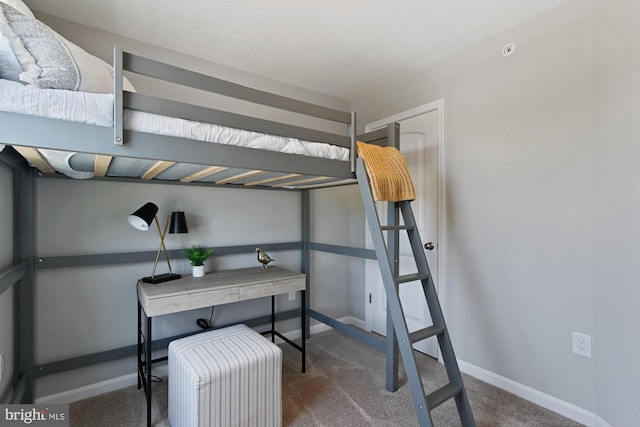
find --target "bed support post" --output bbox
[349,112,357,172]
[14,167,35,403]
[301,189,311,339]
[113,46,124,146]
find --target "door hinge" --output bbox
[369,293,372,304]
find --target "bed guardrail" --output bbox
[357,124,398,147]
[351,122,400,176]
[112,47,357,167]
[349,112,357,172]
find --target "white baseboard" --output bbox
[593,414,614,427]
[310,315,366,335]
[35,316,363,404]
[35,364,169,405]
[269,315,363,342]
[457,359,608,427]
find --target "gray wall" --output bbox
[594,1,640,426]
[34,179,302,397]
[33,179,362,399]
[352,0,640,424]
[309,186,366,321]
[25,14,357,399]
[0,160,14,402]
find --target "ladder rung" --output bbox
[426,383,462,410]
[380,224,415,231]
[409,325,444,343]
[396,272,428,284]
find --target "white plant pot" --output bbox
[192,265,205,278]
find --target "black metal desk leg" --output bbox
[271,295,276,343]
[301,289,306,373]
[137,302,142,389]
[146,315,152,427]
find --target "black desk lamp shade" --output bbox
[128,202,158,231]
[128,203,188,284]
[169,211,189,234]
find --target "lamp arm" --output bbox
[161,214,173,273]
[151,215,173,277]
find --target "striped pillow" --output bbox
[0,0,34,81]
[0,3,133,93]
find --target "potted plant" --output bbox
[182,244,213,277]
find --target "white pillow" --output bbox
[0,0,34,17]
[0,3,134,93]
[0,0,34,81]
[0,35,22,80]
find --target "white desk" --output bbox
[137,266,306,427]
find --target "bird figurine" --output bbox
[255,246,274,269]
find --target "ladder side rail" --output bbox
[385,121,401,392]
[356,159,433,426]
[386,199,400,392]
[400,201,476,426]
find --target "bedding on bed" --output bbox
[0,2,135,93]
[0,0,35,82]
[0,79,350,178]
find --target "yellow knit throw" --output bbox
[356,141,415,202]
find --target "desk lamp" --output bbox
[128,202,188,284]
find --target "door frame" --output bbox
[363,99,447,354]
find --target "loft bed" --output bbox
[0,47,358,188]
[0,0,358,187]
[0,1,398,404]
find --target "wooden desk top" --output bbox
[137,266,306,317]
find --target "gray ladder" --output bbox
[356,157,475,426]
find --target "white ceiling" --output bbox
[25,0,570,101]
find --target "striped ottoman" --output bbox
[168,324,282,427]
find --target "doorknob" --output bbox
[424,242,435,251]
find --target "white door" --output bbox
[366,106,441,358]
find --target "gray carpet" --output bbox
[70,330,583,426]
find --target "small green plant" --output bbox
[182,245,213,266]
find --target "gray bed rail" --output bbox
[113,47,359,172]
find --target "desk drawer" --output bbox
[238,277,305,300]
[145,287,238,316]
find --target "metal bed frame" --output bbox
[0,46,397,403]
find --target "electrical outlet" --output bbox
[288,291,296,301]
[0,352,5,382]
[572,332,592,358]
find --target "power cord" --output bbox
[139,330,164,383]
[197,306,215,330]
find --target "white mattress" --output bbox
[0,79,349,178]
